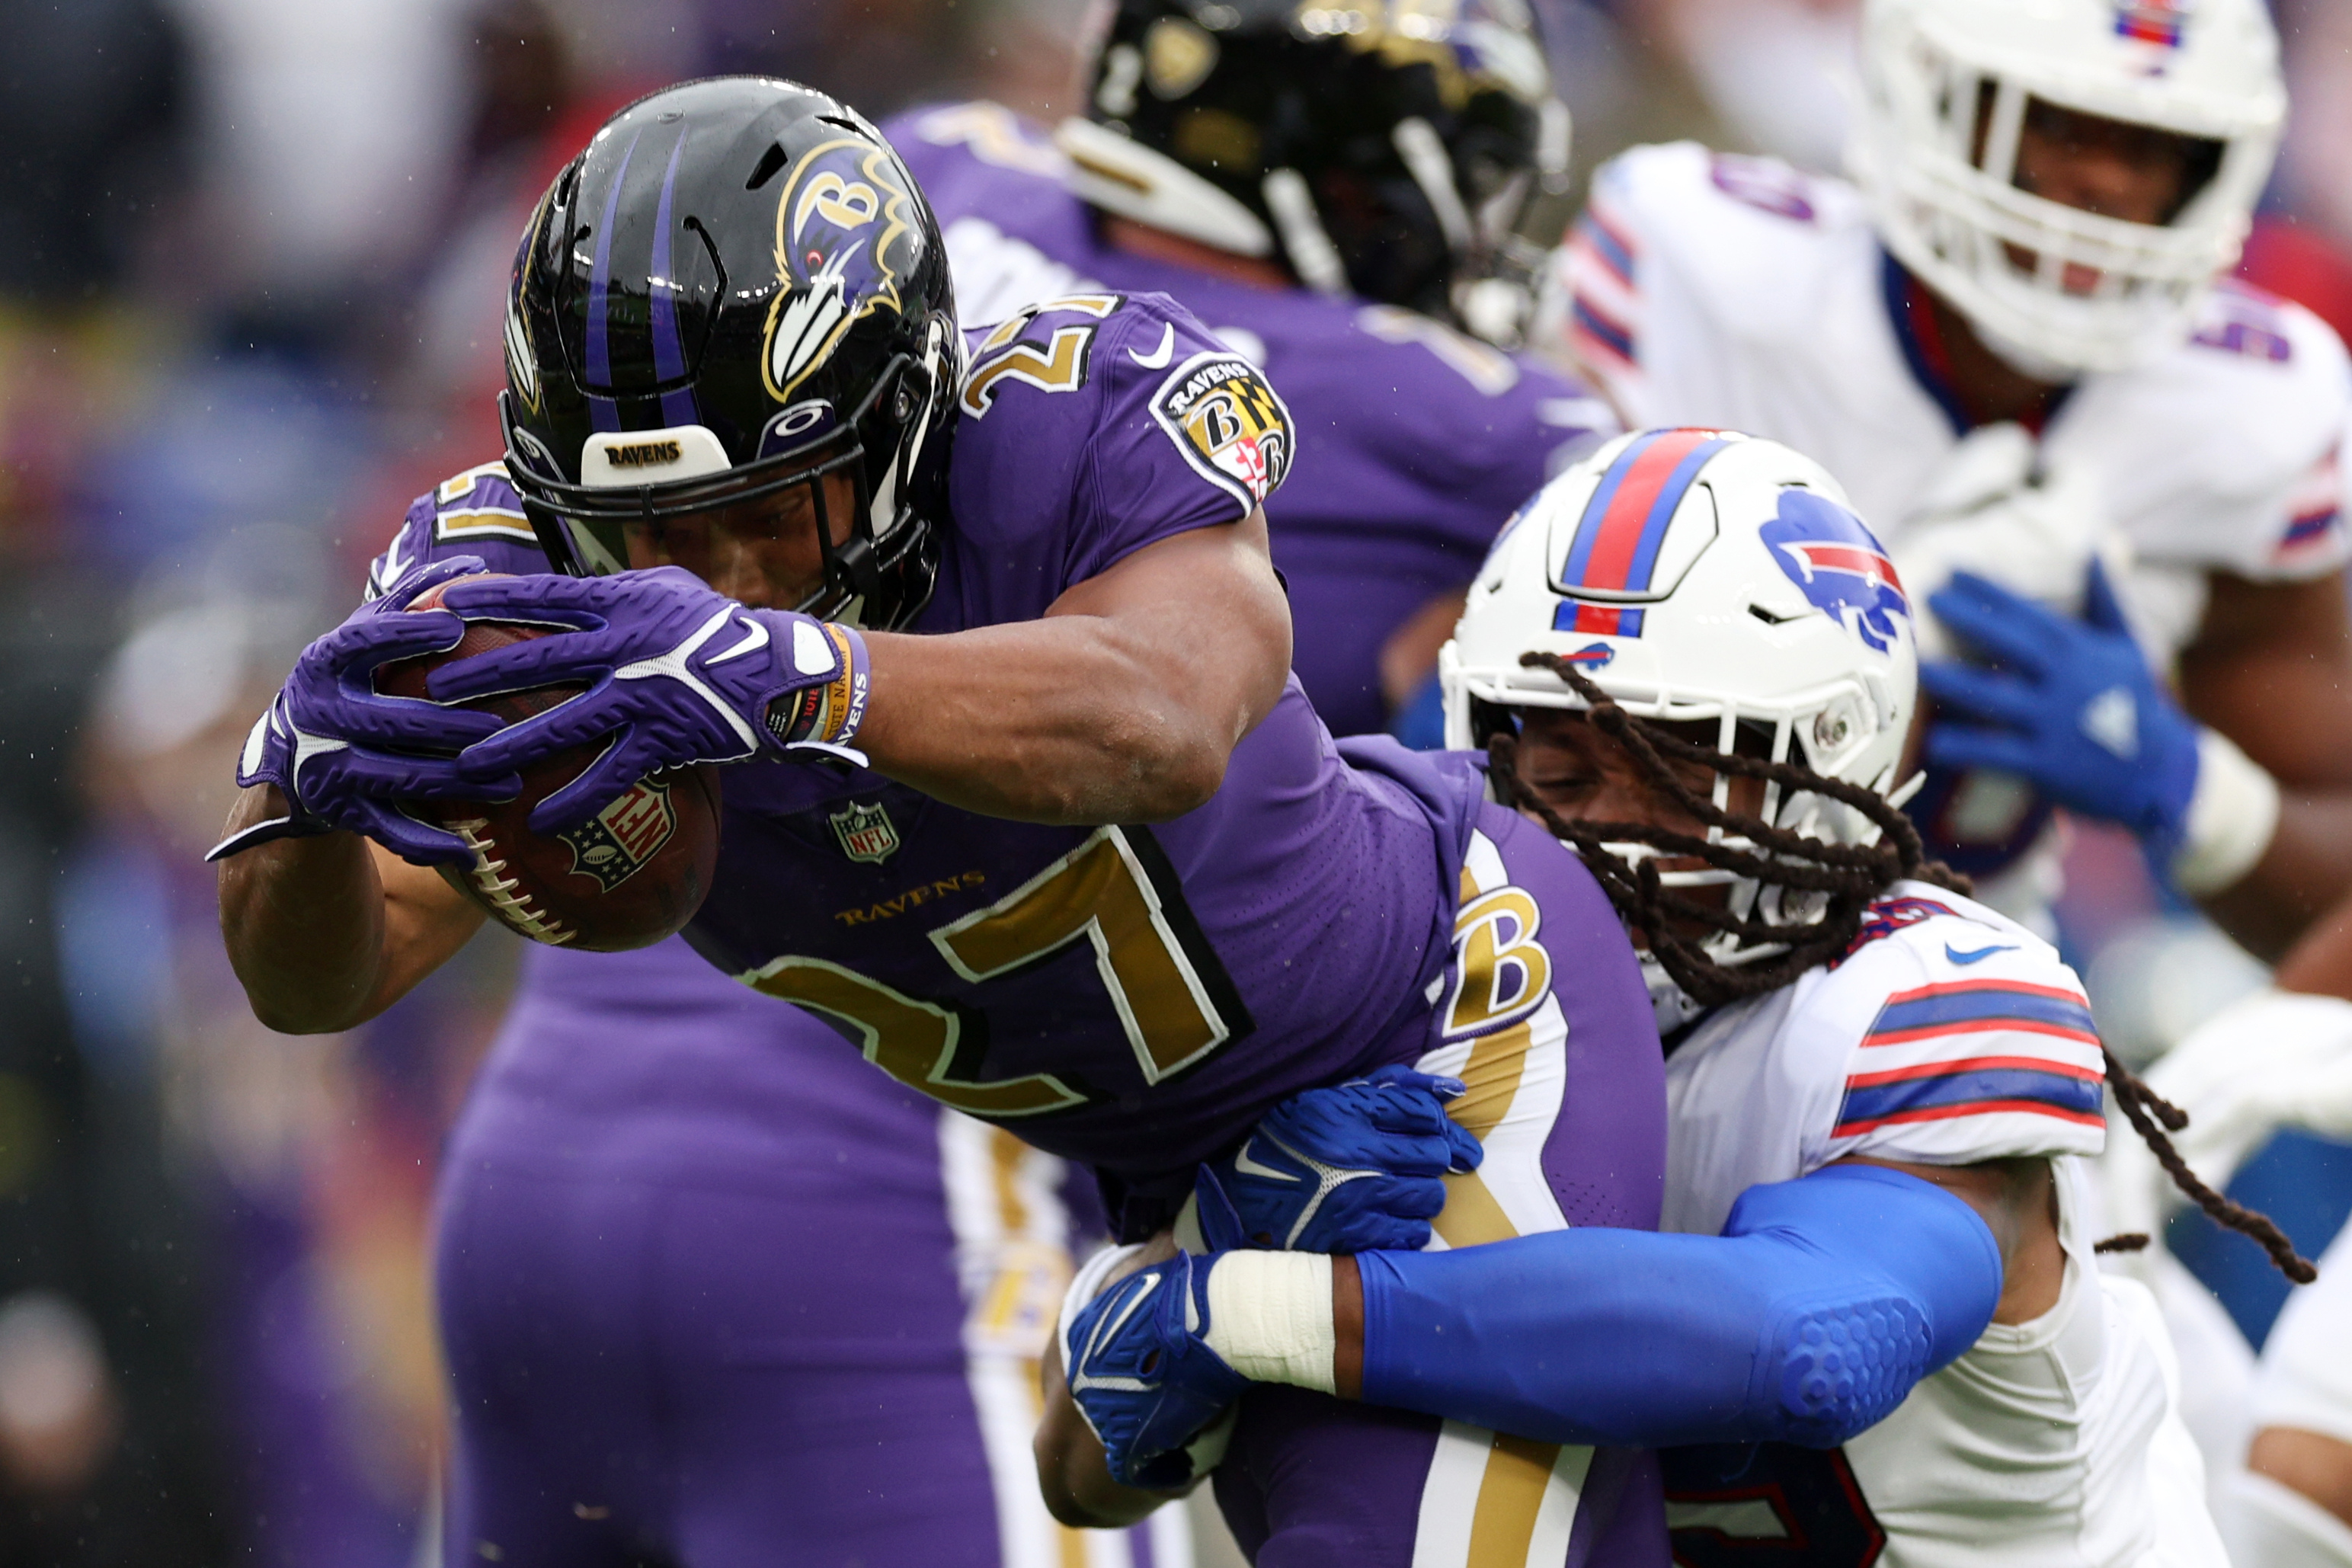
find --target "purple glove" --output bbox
[207,555,521,866]
[429,568,870,831]
[1195,1064,1484,1253]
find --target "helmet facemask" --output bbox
[1854,0,2283,375]
[1477,656,1944,1013]
[503,314,955,625]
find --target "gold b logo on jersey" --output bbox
[1446,886,1552,1038]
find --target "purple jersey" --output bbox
[371,291,1477,1181]
[887,101,1615,737]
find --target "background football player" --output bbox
[210,77,1672,1567]
[2114,894,2352,1565]
[1054,429,2312,1566]
[1547,0,2352,964]
[888,0,1612,741]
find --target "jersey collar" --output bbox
[1878,250,2072,438]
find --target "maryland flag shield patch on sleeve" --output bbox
[1150,352,1294,511]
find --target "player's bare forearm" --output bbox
[2249,1429,2352,1530]
[859,513,1291,824]
[2203,795,2352,960]
[2183,569,2352,955]
[2274,886,2352,999]
[216,786,485,1033]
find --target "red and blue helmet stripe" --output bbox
[1550,429,1732,637]
[2114,0,2187,46]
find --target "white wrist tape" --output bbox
[1202,1253,1337,1394]
[2174,726,2281,897]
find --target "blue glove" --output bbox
[429,568,870,830]
[1063,1250,1249,1487]
[1195,1065,1483,1253]
[1921,564,2199,850]
[208,555,520,866]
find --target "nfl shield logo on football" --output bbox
[830,799,901,864]
[554,778,679,891]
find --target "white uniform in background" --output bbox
[1547,139,2350,919]
[2120,987,2352,1564]
[1660,881,2224,1567]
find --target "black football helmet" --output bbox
[1068,0,1570,343]
[500,77,958,629]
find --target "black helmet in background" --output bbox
[501,77,958,629]
[1067,0,1570,344]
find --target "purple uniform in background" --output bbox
[394,286,1666,1565]
[437,941,1183,1568]
[888,101,1614,739]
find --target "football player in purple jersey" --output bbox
[886,0,1613,741]
[210,76,1672,1567]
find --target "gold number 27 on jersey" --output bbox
[741,826,1248,1117]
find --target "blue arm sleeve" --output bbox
[1357,1163,2002,1448]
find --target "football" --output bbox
[377,574,722,950]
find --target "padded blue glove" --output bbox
[1921,564,2199,850]
[430,568,869,830]
[208,555,520,866]
[1195,1065,1483,1253]
[1062,1250,1250,1487]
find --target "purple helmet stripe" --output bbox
[584,129,644,395]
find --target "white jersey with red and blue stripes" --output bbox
[1547,140,2352,639]
[1658,885,2229,1567]
[1662,882,2103,1237]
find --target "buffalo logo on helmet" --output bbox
[1150,354,1294,508]
[763,137,923,404]
[1561,641,1615,670]
[553,779,680,891]
[1758,489,1911,654]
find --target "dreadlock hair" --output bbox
[2094,1055,2316,1282]
[1484,651,1966,1006]
[1489,649,2318,1285]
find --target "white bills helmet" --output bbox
[1441,429,1924,1003]
[1851,0,2283,375]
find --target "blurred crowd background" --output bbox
[2,0,2349,1562]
